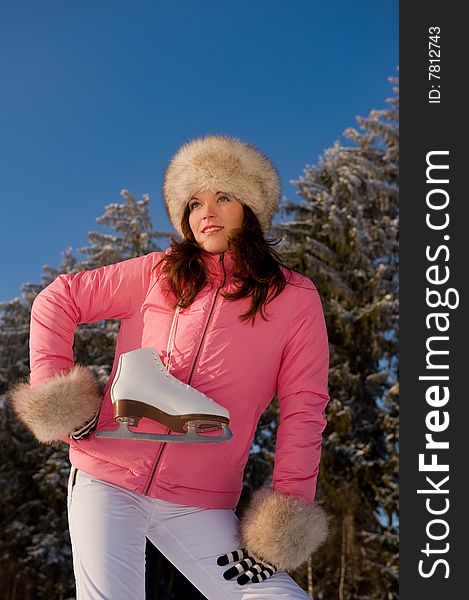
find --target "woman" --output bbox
[11,134,330,599]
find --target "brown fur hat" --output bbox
[9,365,103,444]
[162,134,281,236]
[239,488,329,571]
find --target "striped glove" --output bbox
[217,548,278,585]
[69,410,100,440]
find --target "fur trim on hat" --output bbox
[239,488,329,572]
[163,134,280,236]
[9,365,103,444]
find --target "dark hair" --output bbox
[154,203,295,326]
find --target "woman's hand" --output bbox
[217,548,278,585]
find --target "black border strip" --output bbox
[400,2,465,596]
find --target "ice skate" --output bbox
[96,347,232,443]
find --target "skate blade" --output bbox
[96,421,233,443]
[112,399,229,434]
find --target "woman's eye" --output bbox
[218,195,230,202]
[190,202,200,210]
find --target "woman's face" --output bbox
[188,190,244,253]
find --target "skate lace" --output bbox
[152,349,190,389]
[165,304,181,373]
[152,305,190,389]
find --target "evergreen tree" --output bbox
[75,189,172,269]
[0,294,74,599]
[0,298,32,391]
[0,191,185,599]
[269,74,399,598]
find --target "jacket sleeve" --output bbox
[238,283,330,571]
[273,283,330,503]
[29,252,160,388]
[9,252,164,444]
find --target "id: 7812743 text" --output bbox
[428,26,441,104]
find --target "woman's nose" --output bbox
[201,202,217,218]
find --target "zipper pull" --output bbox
[219,251,227,286]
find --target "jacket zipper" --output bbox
[143,252,227,496]
[187,253,227,384]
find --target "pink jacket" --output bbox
[29,248,330,509]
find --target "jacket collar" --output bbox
[200,249,235,285]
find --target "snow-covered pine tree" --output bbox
[0,283,76,599]
[63,190,170,369]
[0,250,96,599]
[75,189,172,269]
[0,190,190,599]
[270,75,399,599]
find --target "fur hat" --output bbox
[162,134,280,237]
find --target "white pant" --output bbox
[67,468,311,599]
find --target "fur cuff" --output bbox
[239,488,329,572]
[9,365,103,444]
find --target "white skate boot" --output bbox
[96,347,232,443]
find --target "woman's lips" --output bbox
[203,227,224,236]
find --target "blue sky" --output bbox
[0,0,398,302]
